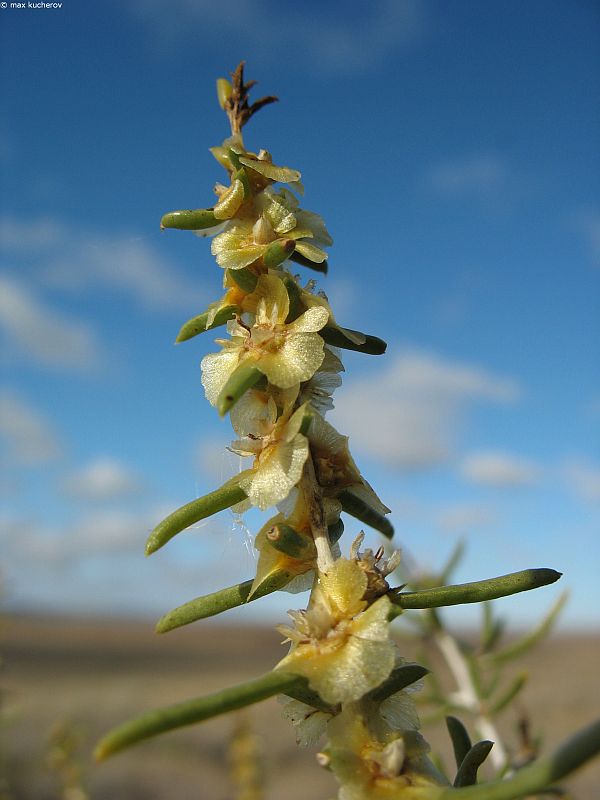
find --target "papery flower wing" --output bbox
[320,558,368,619]
[249,274,290,324]
[279,698,330,747]
[295,240,328,264]
[294,209,333,247]
[201,349,240,406]
[211,225,265,270]
[239,433,309,510]
[230,390,277,437]
[259,332,325,388]
[238,156,301,184]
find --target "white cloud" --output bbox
[333,348,519,468]
[437,503,496,533]
[0,274,104,371]
[427,154,508,195]
[63,458,142,501]
[0,216,66,251]
[460,451,540,487]
[130,0,424,73]
[562,459,600,504]
[0,214,204,312]
[0,388,62,465]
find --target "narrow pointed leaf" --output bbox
[369,664,429,703]
[440,718,600,799]
[339,489,394,539]
[161,208,218,230]
[94,670,305,761]
[389,569,562,615]
[216,78,232,109]
[263,239,296,268]
[320,325,387,355]
[217,363,265,416]
[490,672,528,715]
[454,740,494,787]
[156,571,291,633]
[440,539,466,583]
[490,591,568,664]
[446,716,472,770]
[175,304,239,343]
[145,481,248,555]
[227,267,258,293]
[327,518,344,545]
[480,601,506,654]
[289,250,328,273]
[281,273,302,322]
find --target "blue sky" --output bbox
[1,0,599,629]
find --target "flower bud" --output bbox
[216,78,232,109]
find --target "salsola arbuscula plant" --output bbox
[95,63,600,800]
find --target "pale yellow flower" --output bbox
[229,399,311,510]
[276,559,396,705]
[308,413,390,515]
[201,274,328,404]
[326,706,444,800]
[211,200,329,270]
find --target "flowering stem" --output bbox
[301,454,333,573]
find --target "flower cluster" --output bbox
[151,65,447,797]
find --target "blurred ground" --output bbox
[2,614,599,800]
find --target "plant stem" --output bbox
[434,629,509,772]
[302,454,333,572]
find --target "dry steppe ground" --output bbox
[2,614,599,800]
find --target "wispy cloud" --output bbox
[0,388,63,465]
[62,458,143,501]
[459,451,540,487]
[130,0,425,73]
[0,215,205,312]
[427,154,509,196]
[561,459,600,504]
[572,208,600,265]
[437,503,496,533]
[333,348,520,468]
[0,273,105,371]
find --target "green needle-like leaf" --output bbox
[145,480,248,555]
[320,325,387,355]
[216,363,265,416]
[368,664,429,703]
[175,304,239,343]
[156,572,291,633]
[289,250,328,273]
[446,716,473,770]
[440,540,466,583]
[490,672,528,715]
[454,740,494,787]
[490,591,568,664]
[389,569,562,615]
[439,718,600,799]
[263,239,296,267]
[160,208,218,230]
[95,671,306,761]
[227,267,258,293]
[339,489,394,539]
[267,524,315,559]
